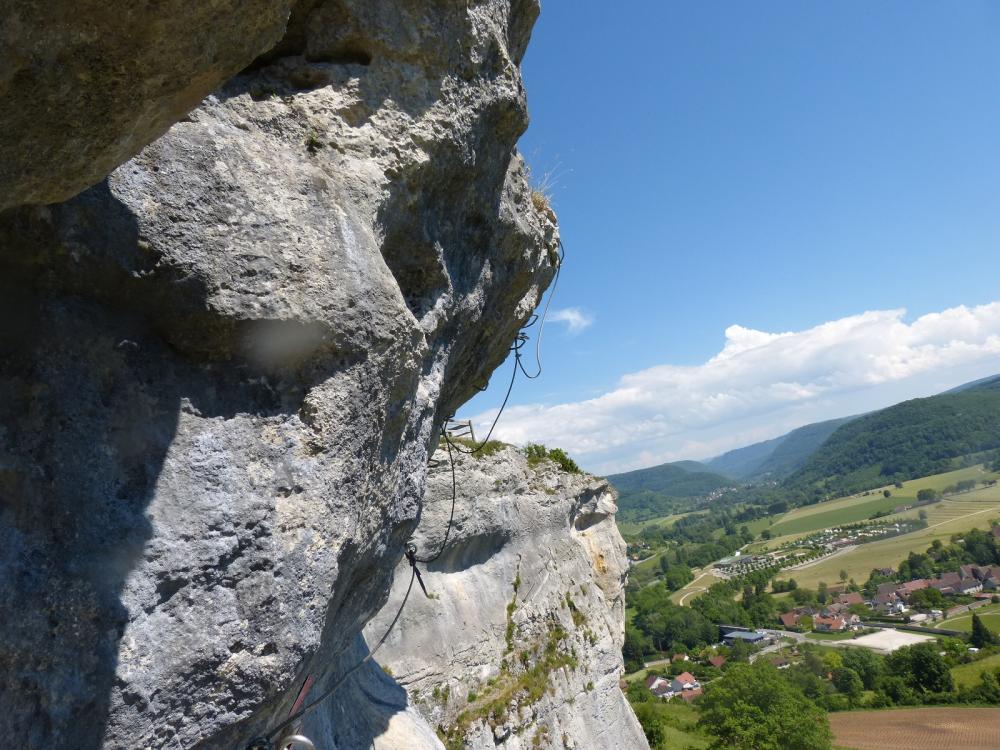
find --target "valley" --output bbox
[616,375,1000,749]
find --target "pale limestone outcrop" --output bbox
[0,2,557,748]
[361,446,650,750]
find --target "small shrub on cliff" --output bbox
[448,436,506,458]
[523,443,581,474]
[527,163,558,220]
[548,448,581,474]
[524,443,547,466]
[531,189,552,215]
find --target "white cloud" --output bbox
[468,302,1000,474]
[547,307,594,334]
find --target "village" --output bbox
[713,519,925,580]
[638,527,1000,703]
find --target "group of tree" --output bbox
[629,508,759,585]
[656,554,694,591]
[696,641,961,747]
[771,578,798,593]
[971,611,999,648]
[626,570,782,668]
[698,662,832,750]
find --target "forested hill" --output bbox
[786,380,1000,498]
[708,416,856,480]
[704,434,785,479]
[946,373,1000,393]
[607,462,732,521]
[756,416,860,478]
[611,374,1000,520]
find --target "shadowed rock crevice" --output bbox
[0,292,178,748]
[425,531,513,574]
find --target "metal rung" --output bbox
[445,419,476,442]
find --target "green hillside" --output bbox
[608,462,733,522]
[786,381,1000,498]
[753,416,856,478]
[705,435,785,479]
[671,460,712,473]
[706,416,855,480]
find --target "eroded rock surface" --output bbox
[360,446,650,750]
[0,2,557,748]
[0,0,297,211]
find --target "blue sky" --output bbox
[461,1,1000,474]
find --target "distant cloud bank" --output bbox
[470,302,1000,474]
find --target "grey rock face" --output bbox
[360,446,650,750]
[0,0,295,211]
[0,2,556,748]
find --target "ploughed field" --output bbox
[829,707,1000,750]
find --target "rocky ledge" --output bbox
[356,444,650,750]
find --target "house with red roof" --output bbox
[646,671,702,700]
[778,611,801,629]
[813,615,847,632]
[670,672,701,694]
[930,571,962,593]
[645,675,673,699]
[895,579,929,599]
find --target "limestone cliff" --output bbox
[0,2,559,749]
[360,445,650,750]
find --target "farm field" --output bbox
[937,604,1000,633]
[768,465,999,539]
[829,707,1000,750]
[742,516,774,537]
[775,480,1000,589]
[952,653,1000,688]
[770,494,902,536]
[619,512,689,537]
